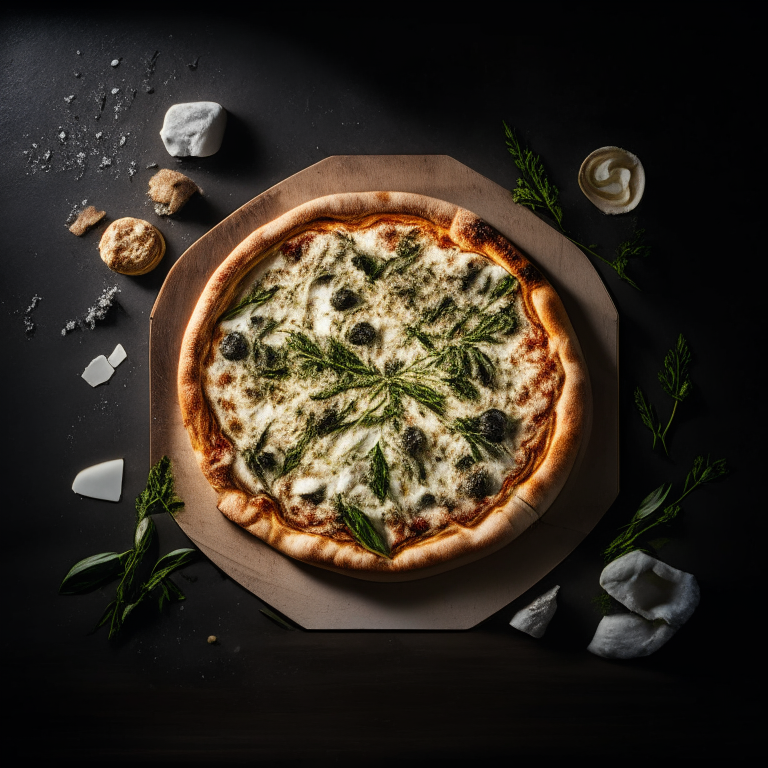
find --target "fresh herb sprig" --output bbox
[503,122,650,290]
[344,232,422,282]
[603,455,727,563]
[335,495,390,557]
[222,284,279,321]
[635,334,692,455]
[60,456,196,639]
[367,442,390,502]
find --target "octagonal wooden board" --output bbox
[149,155,618,629]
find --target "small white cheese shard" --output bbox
[107,343,127,368]
[82,355,115,387]
[72,459,124,502]
[587,613,678,659]
[509,585,560,638]
[160,102,227,157]
[599,551,700,628]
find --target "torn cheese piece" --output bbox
[82,355,115,387]
[72,459,124,502]
[107,343,127,367]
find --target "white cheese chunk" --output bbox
[72,459,124,502]
[81,355,115,387]
[107,343,127,367]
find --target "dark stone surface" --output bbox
[0,14,757,761]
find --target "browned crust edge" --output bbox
[178,192,590,581]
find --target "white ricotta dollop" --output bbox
[578,146,645,214]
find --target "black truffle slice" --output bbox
[402,426,427,456]
[348,321,376,346]
[220,331,249,361]
[478,409,508,443]
[462,467,492,499]
[330,287,358,311]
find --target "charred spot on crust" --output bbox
[348,321,376,346]
[281,233,315,261]
[330,287,358,311]
[518,263,542,284]
[462,218,496,248]
[220,331,249,361]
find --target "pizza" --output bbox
[178,192,590,581]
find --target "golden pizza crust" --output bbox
[178,192,591,580]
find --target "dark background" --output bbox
[1,15,759,762]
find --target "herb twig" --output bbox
[603,455,727,563]
[335,495,390,558]
[223,284,279,321]
[503,122,649,289]
[60,456,197,639]
[635,334,692,455]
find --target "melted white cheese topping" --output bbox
[203,222,558,547]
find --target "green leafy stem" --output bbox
[59,456,197,640]
[503,122,650,290]
[603,455,727,563]
[634,334,692,456]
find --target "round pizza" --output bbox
[178,192,590,580]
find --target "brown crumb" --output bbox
[207,635,217,644]
[69,205,106,236]
[99,217,165,276]
[148,169,202,216]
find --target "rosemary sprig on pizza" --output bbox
[178,192,590,579]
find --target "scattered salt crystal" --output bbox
[61,285,120,335]
[99,157,112,169]
[72,459,123,502]
[82,355,115,387]
[146,162,158,169]
[96,132,103,139]
[111,88,120,95]
[111,59,120,68]
[510,585,560,638]
[76,50,81,55]
[107,344,127,367]
[22,294,43,338]
[74,72,81,78]
[42,150,51,161]
[119,135,126,146]
[64,95,75,104]
[59,131,67,142]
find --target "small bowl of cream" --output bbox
[578,146,645,214]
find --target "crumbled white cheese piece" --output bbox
[82,355,115,387]
[107,344,127,367]
[510,585,560,638]
[72,459,124,502]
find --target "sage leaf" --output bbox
[59,552,128,595]
[336,495,390,558]
[629,483,672,525]
[148,548,197,584]
[368,442,390,502]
